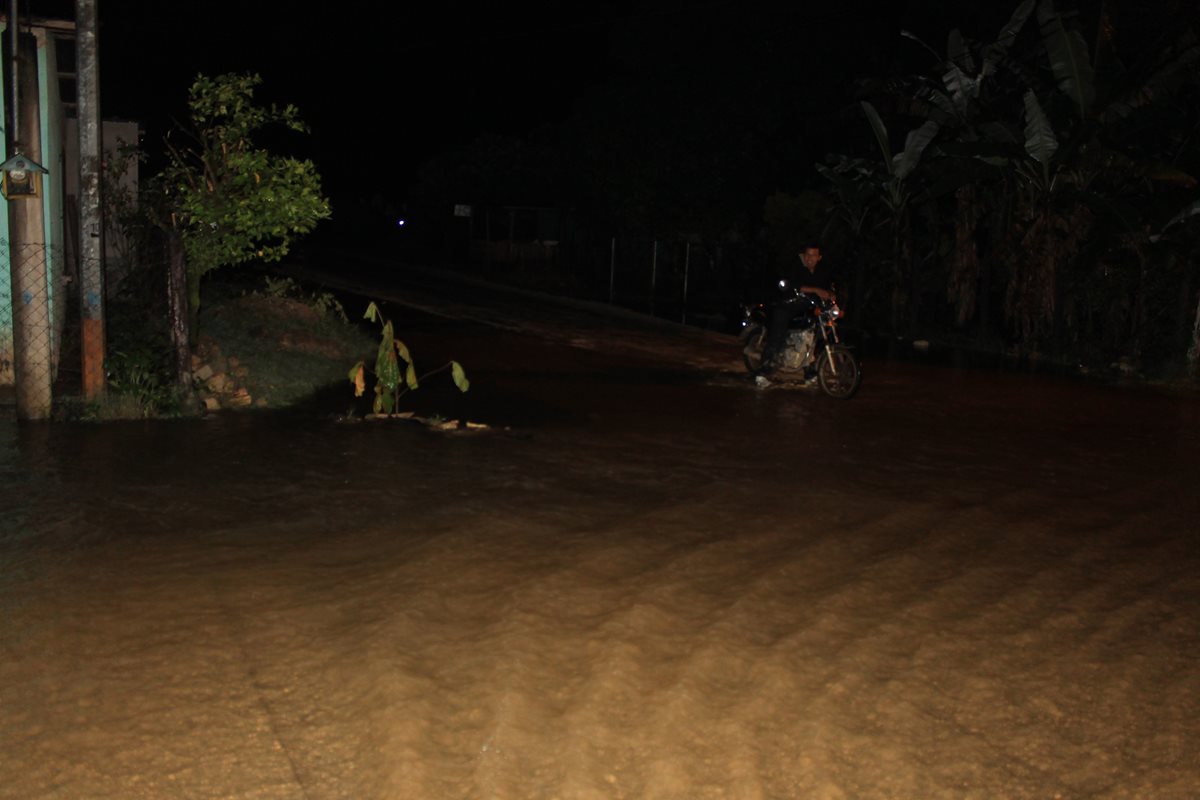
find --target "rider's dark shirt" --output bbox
[784,260,835,294]
[763,259,833,356]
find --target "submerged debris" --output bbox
[360,413,491,432]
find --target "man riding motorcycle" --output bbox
[760,243,836,374]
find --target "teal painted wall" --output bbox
[39,32,66,375]
[0,22,10,386]
[0,24,67,388]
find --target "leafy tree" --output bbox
[155,73,331,337]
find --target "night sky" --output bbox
[92,3,625,166]
[22,2,1081,217]
[75,2,926,198]
[93,2,691,196]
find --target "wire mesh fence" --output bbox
[465,234,770,332]
[1,240,66,418]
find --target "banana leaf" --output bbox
[982,0,1036,78]
[1023,90,1058,168]
[1037,0,1095,119]
[1150,199,1200,243]
[895,120,940,180]
[900,29,941,63]
[942,63,978,109]
[947,29,975,73]
[1101,34,1200,123]
[912,81,961,125]
[860,101,894,175]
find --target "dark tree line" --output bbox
[404,0,1200,374]
[822,0,1200,372]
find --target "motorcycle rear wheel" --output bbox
[816,345,861,399]
[740,324,768,373]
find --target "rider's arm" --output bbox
[797,285,834,301]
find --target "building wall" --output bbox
[38,28,66,374]
[0,24,9,386]
[0,22,69,387]
[63,116,141,286]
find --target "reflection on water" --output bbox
[1,344,1195,555]
[1,336,1198,799]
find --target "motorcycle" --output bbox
[738,282,861,399]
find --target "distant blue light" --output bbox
[397,219,406,227]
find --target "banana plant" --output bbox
[858,100,940,330]
[349,302,469,416]
[1144,196,1200,365]
[1013,1,1199,350]
[892,1,1038,328]
[815,154,882,318]
[826,0,1199,360]
[815,155,876,241]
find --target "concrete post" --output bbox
[76,0,105,398]
[10,32,51,419]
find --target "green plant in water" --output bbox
[349,301,469,414]
[105,346,182,418]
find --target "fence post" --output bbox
[650,240,658,316]
[609,236,615,303]
[682,241,691,325]
[166,231,192,389]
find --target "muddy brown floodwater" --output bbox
[2,312,1198,799]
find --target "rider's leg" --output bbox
[761,302,791,371]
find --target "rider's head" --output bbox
[798,244,822,270]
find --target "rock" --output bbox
[206,373,229,393]
[1113,357,1139,375]
[226,389,253,407]
[203,396,221,412]
[194,363,214,382]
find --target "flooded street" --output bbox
[2,300,1198,798]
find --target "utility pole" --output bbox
[76,0,104,399]
[9,24,52,419]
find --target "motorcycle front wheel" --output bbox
[740,324,767,373]
[816,345,861,399]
